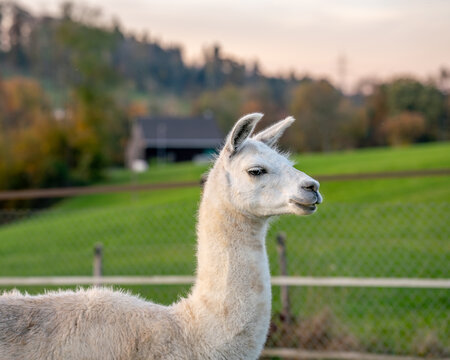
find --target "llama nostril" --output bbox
[302,184,316,192]
[301,179,319,192]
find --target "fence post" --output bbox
[276,232,292,324]
[93,243,103,287]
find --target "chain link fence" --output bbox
[0,201,449,358]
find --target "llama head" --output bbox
[214,113,322,218]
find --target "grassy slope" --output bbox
[1,142,449,354]
[293,141,450,175]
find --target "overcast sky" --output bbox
[18,0,450,91]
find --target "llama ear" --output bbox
[253,116,295,147]
[226,113,263,154]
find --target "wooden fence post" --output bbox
[93,243,103,287]
[276,232,292,324]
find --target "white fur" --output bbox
[0,114,322,360]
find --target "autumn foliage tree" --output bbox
[193,85,244,133]
[0,77,71,200]
[56,3,127,174]
[381,112,426,146]
[289,80,344,152]
[385,78,445,140]
[365,78,447,145]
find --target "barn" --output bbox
[126,115,223,166]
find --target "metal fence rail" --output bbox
[260,348,450,360]
[0,202,449,359]
[1,276,449,288]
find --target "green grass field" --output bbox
[101,140,450,186]
[1,142,449,356]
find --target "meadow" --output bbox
[0,141,449,356]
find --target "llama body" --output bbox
[0,113,322,359]
[0,288,189,359]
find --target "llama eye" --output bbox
[247,167,267,176]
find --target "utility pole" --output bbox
[337,54,348,94]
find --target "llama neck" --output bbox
[195,197,270,297]
[177,178,272,356]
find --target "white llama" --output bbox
[0,113,322,360]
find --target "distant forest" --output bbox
[0,1,449,200]
[0,1,301,99]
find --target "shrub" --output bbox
[381,111,426,146]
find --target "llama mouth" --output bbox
[289,199,317,212]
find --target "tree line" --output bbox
[0,1,449,207]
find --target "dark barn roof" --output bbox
[137,116,223,148]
